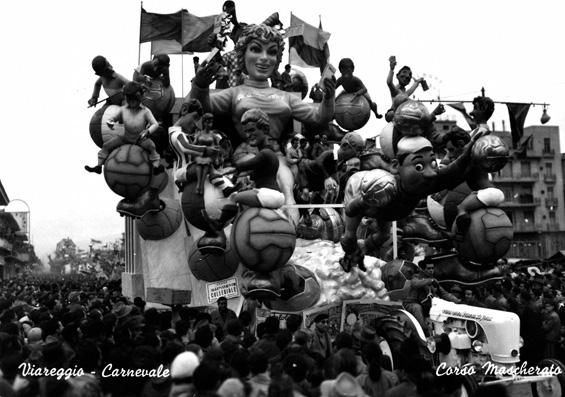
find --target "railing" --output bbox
[543,173,556,183]
[545,197,559,207]
[513,223,541,232]
[542,149,556,157]
[501,197,540,207]
[492,172,538,182]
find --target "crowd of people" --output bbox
[0,266,563,397]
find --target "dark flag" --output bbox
[139,8,183,43]
[506,103,531,149]
[514,134,533,157]
[288,14,330,71]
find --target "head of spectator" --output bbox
[170,351,200,396]
[283,353,309,383]
[285,314,303,334]
[193,360,222,394]
[248,348,269,376]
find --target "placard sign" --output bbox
[206,277,239,304]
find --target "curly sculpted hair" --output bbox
[234,24,285,75]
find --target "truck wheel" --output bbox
[373,311,430,369]
[532,358,565,397]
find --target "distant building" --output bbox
[436,121,564,259]
[0,180,37,279]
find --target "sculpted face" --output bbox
[125,93,142,109]
[397,68,412,87]
[245,39,278,81]
[398,149,438,193]
[243,121,266,147]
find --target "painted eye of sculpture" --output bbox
[431,160,438,169]
[414,163,424,172]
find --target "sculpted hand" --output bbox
[88,97,98,107]
[322,76,336,101]
[193,60,221,88]
[389,55,397,70]
[432,104,445,116]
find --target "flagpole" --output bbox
[181,52,184,97]
[418,99,549,107]
[181,8,184,97]
[288,12,292,65]
[138,1,143,66]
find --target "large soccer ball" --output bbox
[267,264,321,312]
[103,144,153,199]
[453,207,513,264]
[188,240,240,282]
[136,198,183,240]
[142,79,175,121]
[89,104,124,148]
[334,92,371,131]
[393,100,430,136]
[231,208,296,274]
[319,208,344,243]
[471,135,509,173]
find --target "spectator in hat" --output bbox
[112,301,133,322]
[320,372,367,397]
[169,351,200,397]
[310,314,333,360]
[211,297,237,336]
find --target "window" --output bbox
[549,211,556,224]
[544,138,552,153]
[520,161,531,177]
[546,162,553,175]
[548,186,554,198]
[523,210,534,224]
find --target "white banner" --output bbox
[206,277,239,304]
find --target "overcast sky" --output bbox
[1,0,564,261]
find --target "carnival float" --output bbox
[84,2,564,395]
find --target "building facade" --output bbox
[0,180,36,279]
[434,121,564,259]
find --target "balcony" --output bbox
[543,173,556,183]
[492,172,538,183]
[500,197,541,208]
[545,197,559,207]
[543,149,556,157]
[513,222,542,232]
[546,223,560,231]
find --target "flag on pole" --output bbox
[141,8,221,55]
[288,13,330,71]
[447,102,468,115]
[506,103,531,149]
[140,9,183,43]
